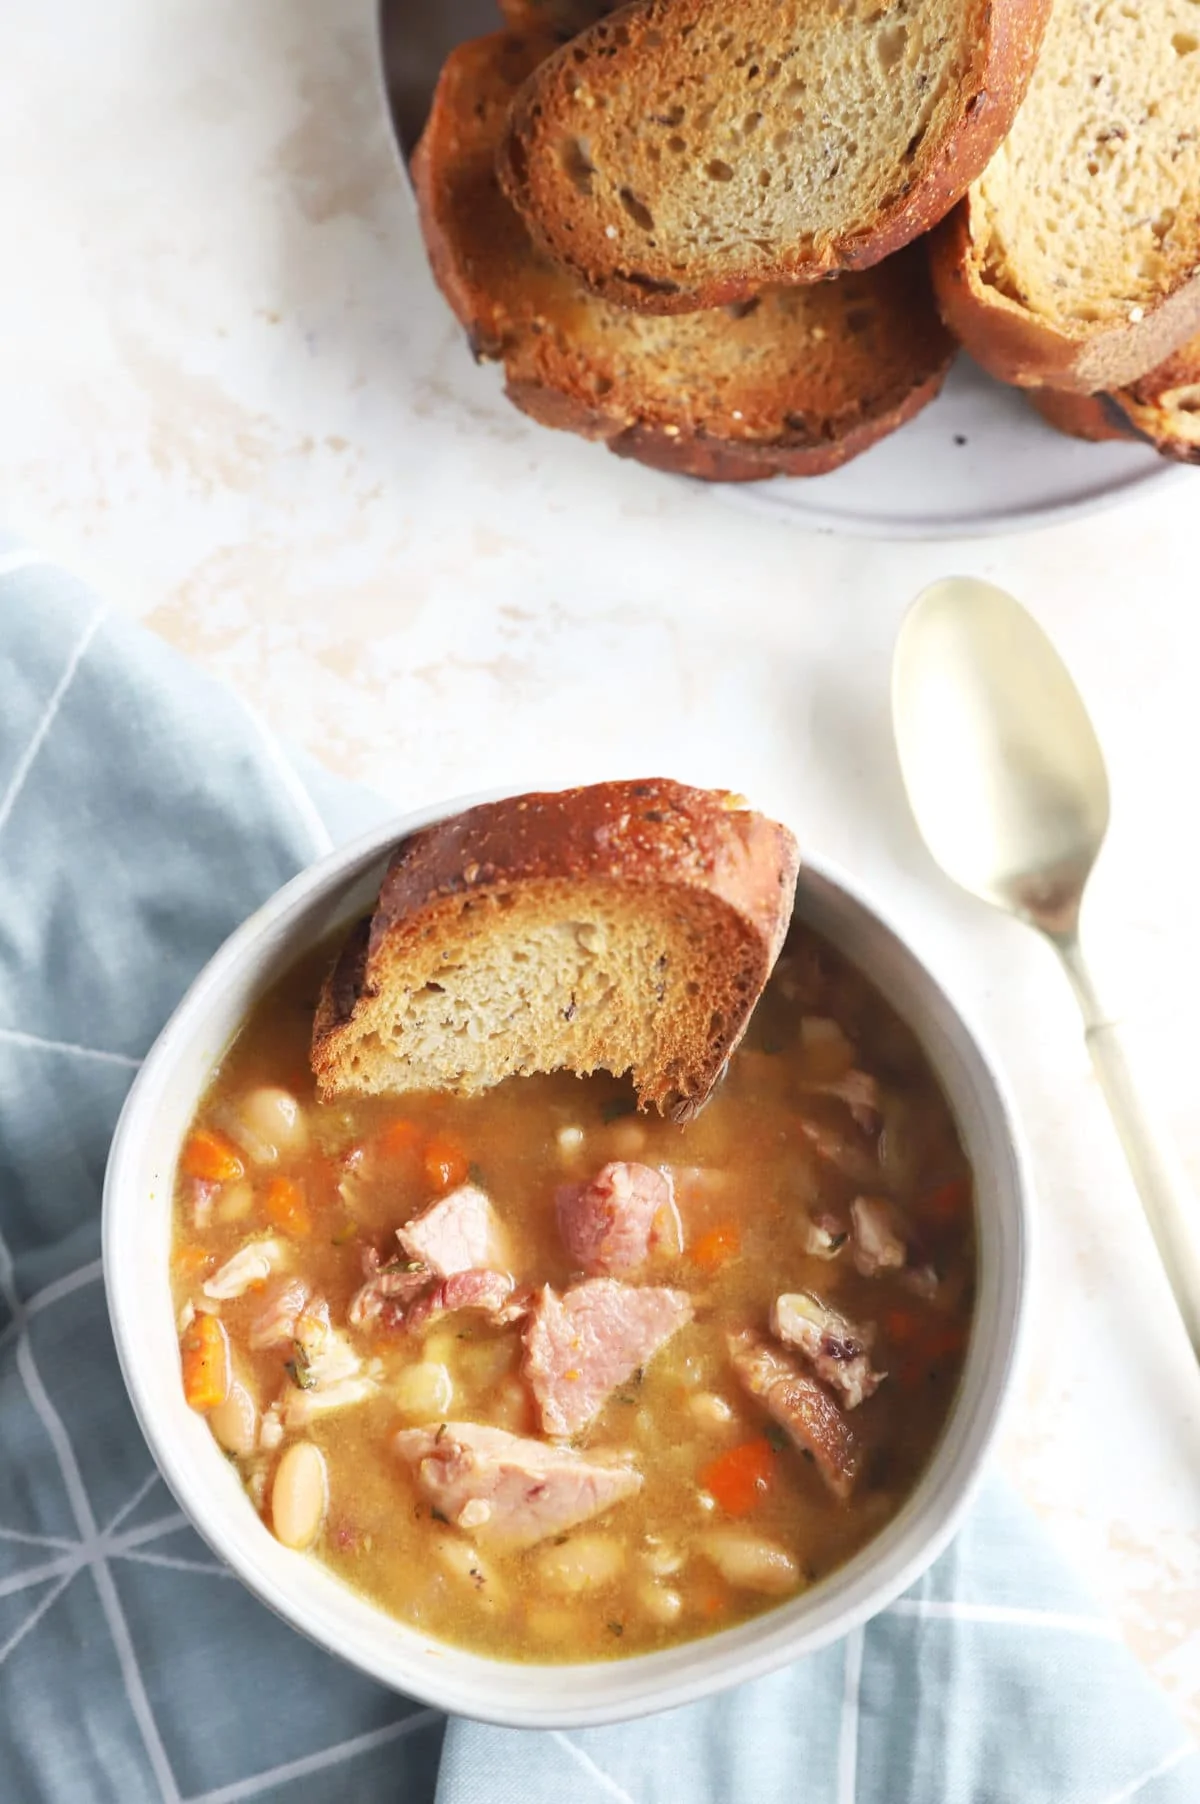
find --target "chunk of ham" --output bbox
[292,1300,362,1390]
[397,1185,505,1278]
[851,1196,907,1277]
[406,1269,517,1335]
[770,1292,884,1410]
[728,1328,859,1501]
[796,1020,881,1132]
[348,1246,430,1330]
[800,1211,849,1260]
[394,1421,642,1549]
[556,1162,680,1276]
[524,1279,693,1439]
[281,1300,376,1428]
[797,1118,881,1189]
[202,1238,283,1302]
[248,1276,310,1351]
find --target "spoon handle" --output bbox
[1057,938,1200,1362]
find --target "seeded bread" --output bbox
[413,32,955,482]
[498,0,622,35]
[931,0,1200,394]
[311,780,800,1121]
[496,0,1051,315]
[1030,332,1200,462]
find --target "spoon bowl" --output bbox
[893,576,1200,1364]
[893,577,1111,940]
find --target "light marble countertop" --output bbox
[3,0,1199,1739]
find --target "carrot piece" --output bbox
[181,1127,244,1184]
[699,1438,775,1516]
[376,1119,423,1161]
[883,1307,923,1347]
[689,1223,741,1271]
[180,1312,230,1412]
[924,1178,971,1223]
[424,1133,469,1193]
[263,1175,311,1237]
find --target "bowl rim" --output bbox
[103,787,1031,1727]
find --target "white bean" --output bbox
[271,1441,327,1550]
[209,1378,259,1457]
[534,1534,625,1596]
[229,1086,309,1166]
[557,1125,584,1153]
[687,1390,734,1430]
[637,1580,683,1625]
[434,1534,503,1610]
[698,1529,801,1596]
[393,1361,454,1420]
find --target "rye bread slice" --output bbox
[311,779,800,1121]
[413,32,955,482]
[1029,333,1200,463]
[499,0,621,35]
[931,1,1200,394]
[496,0,1050,315]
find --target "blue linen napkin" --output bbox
[0,544,1195,1804]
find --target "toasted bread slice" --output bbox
[1030,333,1200,463]
[311,780,800,1120]
[413,32,955,482]
[931,1,1200,394]
[498,0,620,34]
[496,0,1050,315]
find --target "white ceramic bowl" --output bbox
[103,790,1030,1728]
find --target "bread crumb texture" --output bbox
[975,0,1200,329]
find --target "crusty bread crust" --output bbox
[498,0,621,35]
[413,32,954,482]
[312,779,800,1119]
[1029,334,1200,462]
[497,0,1051,315]
[932,204,1200,395]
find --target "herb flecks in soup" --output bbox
[170,928,975,1660]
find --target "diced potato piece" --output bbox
[271,1442,327,1550]
[209,1378,258,1457]
[534,1534,625,1596]
[698,1529,801,1596]
[393,1361,454,1420]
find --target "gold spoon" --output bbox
[893,575,1200,1360]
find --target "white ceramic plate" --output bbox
[377,0,1188,541]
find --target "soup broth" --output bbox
[171,926,975,1661]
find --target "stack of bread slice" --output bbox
[413,0,1200,479]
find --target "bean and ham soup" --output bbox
[171,927,975,1660]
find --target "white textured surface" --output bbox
[2,0,1199,1737]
